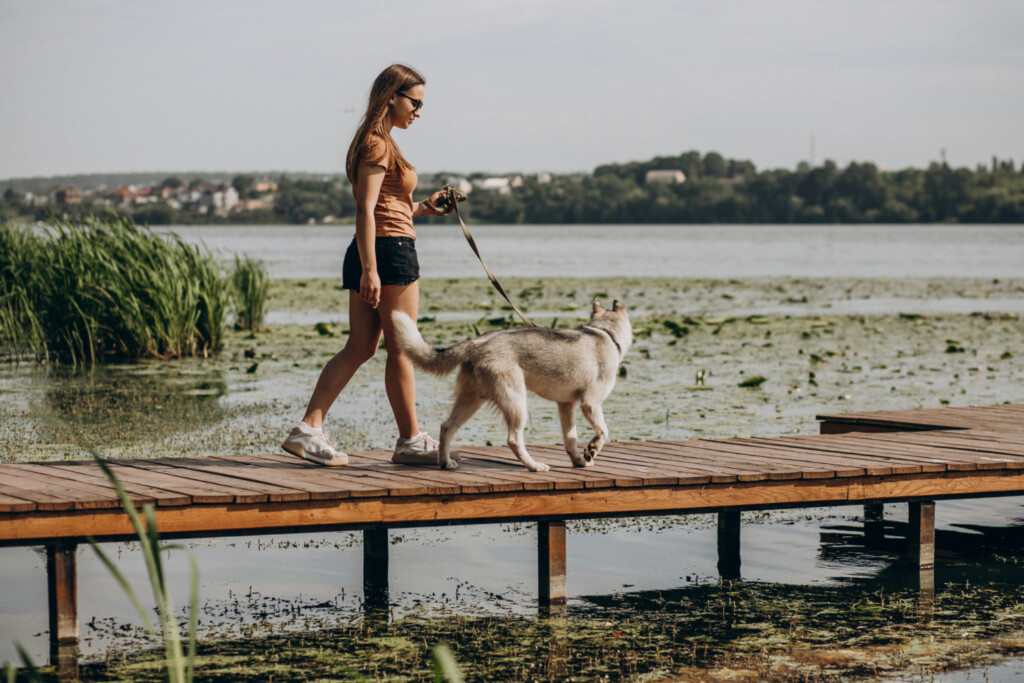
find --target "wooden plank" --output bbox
[231,452,463,497]
[194,455,354,499]
[6,464,151,508]
[527,445,666,487]
[849,433,1014,470]
[0,492,37,513]
[603,443,747,483]
[772,434,982,471]
[709,439,873,477]
[222,453,517,497]
[596,442,758,482]
[870,432,1024,464]
[12,462,191,507]
[587,442,735,483]
[631,442,780,482]
[130,458,315,502]
[216,454,388,498]
[682,440,846,479]
[0,473,103,511]
[5,468,1024,544]
[90,461,238,505]
[731,438,895,476]
[743,436,938,474]
[750,435,950,473]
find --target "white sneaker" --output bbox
[282,424,348,467]
[391,432,460,465]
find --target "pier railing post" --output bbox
[717,511,741,580]
[538,520,567,606]
[363,526,389,611]
[47,541,79,681]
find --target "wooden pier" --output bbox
[2,403,1023,677]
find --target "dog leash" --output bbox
[430,185,536,327]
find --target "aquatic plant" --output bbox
[0,214,228,364]
[231,254,269,332]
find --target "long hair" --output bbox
[345,64,425,186]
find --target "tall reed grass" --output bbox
[0,214,232,364]
[231,254,269,332]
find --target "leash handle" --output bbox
[448,193,535,327]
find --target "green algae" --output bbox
[75,568,1024,682]
[3,275,1024,681]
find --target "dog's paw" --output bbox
[576,459,595,468]
[529,462,551,472]
[439,460,459,471]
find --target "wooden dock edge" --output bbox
[3,468,1023,545]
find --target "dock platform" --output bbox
[2,403,1023,677]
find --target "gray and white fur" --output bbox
[391,300,632,471]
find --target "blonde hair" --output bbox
[345,64,425,186]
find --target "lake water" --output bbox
[160,223,1024,280]
[3,223,1023,678]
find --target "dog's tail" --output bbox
[390,312,464,376]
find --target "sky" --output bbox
[1,0,1023,180]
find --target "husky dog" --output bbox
[391,300,632,471]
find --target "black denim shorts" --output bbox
[341,236,420,290]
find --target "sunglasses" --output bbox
[396,91,423,111]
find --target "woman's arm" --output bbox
[354,165,386,308]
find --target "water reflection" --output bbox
[6,361,227,461]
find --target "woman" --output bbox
[282,64,458,467]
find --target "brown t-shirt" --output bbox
[359,134,417,239]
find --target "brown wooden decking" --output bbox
[5,403,1024,679]
[1,404,1023,545]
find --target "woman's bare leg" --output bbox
[301,291,382,429]
[378,281,420,439]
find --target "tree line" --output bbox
[3,152,1023,225]
[455,152,1024,224]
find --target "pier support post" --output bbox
[47,541,79,681]
[362,527,389,611]
[864,503,886,549]
[538,520,567,605]
[906,501,936,603]
[717,511,741,580]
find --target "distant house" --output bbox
[644,169,686,185]
[198,184,239,214]
[254,180,278,193]
[474,177,511,195]
[133,188,158,205]
[420,175,473,195]
[111,185,136,206]
[52,187,82,205]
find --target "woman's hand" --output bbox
[360,270,382,308]
[423,188,465,216]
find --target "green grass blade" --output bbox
[430,644,464,683]
[86,537,156,634]
[186,551,200,683]
[12,642,43,682]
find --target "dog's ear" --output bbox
[592,299,604,314]
[612,300,623,312]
